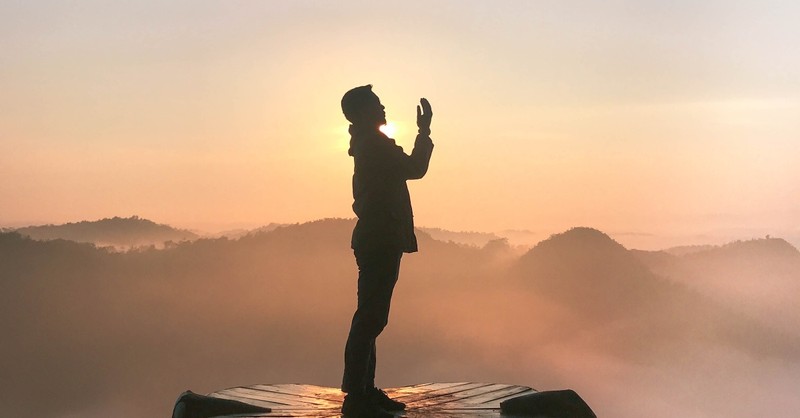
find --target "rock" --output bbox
[500,389,596,418]
[171,390,270,418]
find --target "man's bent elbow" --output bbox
[406,167,429,180]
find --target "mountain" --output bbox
[496,229,545,247]
[209,223,285,239]
[416,226,503,247]
[416,227,543,248]
[635,237,800,333]
[662,244,716,256]
[514,227,800,361]
[13,216,199,248]
[515,227,671,319]
[2,220,799,418]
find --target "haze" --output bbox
[3,220,800,418]
[2,2,800,417]
[2,0,798,240]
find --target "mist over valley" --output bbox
[2,218,799,418]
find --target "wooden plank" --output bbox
[404,384,533,410]
[230,387,334,406]
[477,387,536,405]
[249,384,344,404]
[395,382,488,403]
[467,385,534,405]
[210,391,288,409]
[402,382,503,407]
[208,382,537,417]
[252,383,343,401]
[392,382,475,399]
[238,386,331,406]
[416,383,519,407]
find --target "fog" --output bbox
[1,219,799,417]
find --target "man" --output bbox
[340,85,434,418]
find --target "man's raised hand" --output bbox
[416,98,433,135]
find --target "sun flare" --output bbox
[379,122,397,138]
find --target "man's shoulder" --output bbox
[355,134,403,157]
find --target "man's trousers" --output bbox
[341,248,403,394]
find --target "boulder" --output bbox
[172,390,270,418]
[500,389,596,418]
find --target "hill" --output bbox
[416,226,503,247]
[635,237,800,333]
[209,223,285,239]
[1,220,799,418]
[514,228,800,360]
[416,227,543,248]
[662,244,716,256]
[516,227,666,319]
[13,216,199,248]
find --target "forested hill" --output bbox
[13,215,199,248]
[1,219,798,418]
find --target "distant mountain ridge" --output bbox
[633,236,800,336]
[2,218,799,418]
[417,226,543,248]
[14,216,199,248]
[416,227,503,247]
[517,227,683,320]
[210,223,285,239]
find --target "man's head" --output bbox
[341,84,386,128]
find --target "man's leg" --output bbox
[366,340,377,390]
[342,249,402,394]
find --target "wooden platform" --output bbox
[209,382,537,417]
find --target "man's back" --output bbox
[349,125,433,253]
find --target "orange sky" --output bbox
[1,1,798,239]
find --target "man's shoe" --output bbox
[368,387,406,411]
[342,393,394,418]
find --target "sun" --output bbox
[379,122,397,137]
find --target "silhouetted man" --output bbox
[340,85,434,418]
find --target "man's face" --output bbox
[360,93,386,127]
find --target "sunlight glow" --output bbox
[379,122,397,138]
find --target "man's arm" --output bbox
[401,133,433,180]
[362,98,434,180]
[394,98,434,180]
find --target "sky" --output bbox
[1,0,798,239]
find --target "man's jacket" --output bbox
[348,125,434,253]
